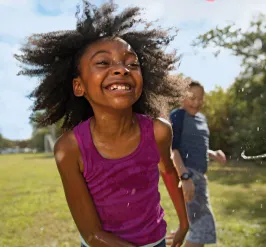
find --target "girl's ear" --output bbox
[73,78,85,97]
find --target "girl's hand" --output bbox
[166,228,188,247]
[214,150,227,164]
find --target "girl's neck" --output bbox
[91,109,136,138]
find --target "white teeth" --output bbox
[110,85,117,90]
[108,84,131,91]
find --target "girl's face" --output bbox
[182,86,204,116]
[73,38,143,113]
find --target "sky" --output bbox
[0,0,266,140]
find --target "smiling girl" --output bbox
[15,1,188,246]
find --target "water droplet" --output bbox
[40,227,44,231]
[127,203,129,207]
[131,188,136,195]
[232,209,235,213]
[193,213,196,217]
[261,204,263,209]
[257,127,260,131]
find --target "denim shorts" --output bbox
[185,168,216,244]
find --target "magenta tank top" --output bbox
[73,113,166,246]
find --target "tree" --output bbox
[193,14,266,157]
[201,86,232,155]
[29,111,64,152]
[0,133,4,149]
[30,128,49,152]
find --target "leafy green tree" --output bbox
[193,14,266,156]
[201,86,232,154]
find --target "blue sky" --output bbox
[0,0,265,140]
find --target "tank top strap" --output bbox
[136,114,154,139]
[135,114,159,155]
[73,118,93,178]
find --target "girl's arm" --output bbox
[153,119,189,235]
[54,131,136,247]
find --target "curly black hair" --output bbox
[15,0,186,130]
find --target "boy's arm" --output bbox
[169,110,195,202]
[171,149,188,176]
[169,110,193,176]
[208,149,227,164]
[208,150,217,159]
[171,149,195,202]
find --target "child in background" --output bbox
[16,1,189,247]
[170,81,226,247]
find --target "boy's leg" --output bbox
[185,169,216,246]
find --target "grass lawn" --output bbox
[0,154,265,247]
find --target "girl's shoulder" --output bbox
[54,130,81,170]
[136,113,172,145]
[137,114,171,133]
[54,130,77,153]
[152,117,172,144]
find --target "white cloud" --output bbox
[0,41,37,140]
[114,0,266,28]
[0,8,75,39]
[37,0,64,12]
[0,0,30,7]
[0,89,33,140]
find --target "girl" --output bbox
[16,1,189,246]
[170,81,226,247]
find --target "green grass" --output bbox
[0,154,265,247]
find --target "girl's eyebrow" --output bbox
[90,50,137,60]
[90,50,111,59]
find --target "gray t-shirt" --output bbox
[170,108,210,174]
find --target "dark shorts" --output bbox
[185,168,217,244]
[153,239,166,247]
[81,239,166,247]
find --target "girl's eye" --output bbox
[96,60,109,65]
[127,63,140,68]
